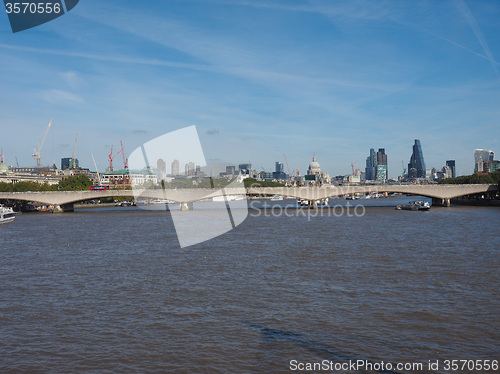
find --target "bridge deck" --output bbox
[0,184,497,206]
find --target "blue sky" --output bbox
[1,0,499,177]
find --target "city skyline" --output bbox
[1,0,499,177]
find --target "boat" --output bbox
[298,198,329,207]
[0,205,16,224]
[395,201,431,211]
[270,196,283,201]
[213,195,245,202]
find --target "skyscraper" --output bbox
[365,148,376,181]
[171,159,180,175]
[157,158,166,173]
[474,149,495,173]
[376,148,388,180]
[185,162,195,176]
[408,139,426,178]
[273,161,287,180]
[446,160,456,178]
[365,148,387,181]
[275,162,284,174]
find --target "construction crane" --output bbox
[91,152,101,185]
[283,154,292,180]
[108,141,128,171]
[120,141,128,170]
[351,160,359,174]
[32,119,52,166]
[108,145,122,172]
[72,133,78,169]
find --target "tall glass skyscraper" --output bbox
[365,148,387,181]
[365,148,376,180]
[446,160,456,178]
[408,139,426,178]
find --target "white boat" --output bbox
[150,199,173,204]
[395,201,431,211]
[0,205,16,224]
[213,195,245,202]
[270,196,283,201]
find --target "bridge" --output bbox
[0,184,497,212]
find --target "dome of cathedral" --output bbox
[307,155,322,175]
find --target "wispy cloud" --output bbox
[456,0,499,81]
[41,89,85,104]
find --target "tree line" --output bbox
[0,174,93,192]
[439,170,500,185]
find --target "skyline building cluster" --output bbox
[365,148,388,181]
[2,139,500,187]
[474,149,497,174]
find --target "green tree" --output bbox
[243,178,285,188]
[56,175,93,191]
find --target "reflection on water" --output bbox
[0,200,498,373]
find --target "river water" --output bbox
[1,197,498,373]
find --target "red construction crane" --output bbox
[108,145,121,171]
[120,141,128,170]
[351,160,359,174]
[108,141,128,171]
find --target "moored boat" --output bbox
[396,201,431,211]
[0,205,16,224]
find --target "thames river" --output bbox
[1,198,498,373]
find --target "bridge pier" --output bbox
[52,203,75,213]
[180,202,193,211]
[431,198,451,207]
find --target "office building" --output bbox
[446,160,456,178]
[171,159,179,175]
[185,162,195,176]
[273,161,288,180]
[408,139,426,178]
[474,149,495,173]
[365,148,387,181]
[61,157,79,170]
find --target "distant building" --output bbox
[272,161,288,180]
[480,159,500,174]
[100,169,158,188]
[0,151,9,175]
[432,165,452,181]
[474,149,495,173]
[365,148,376,181]
[226,165,236,175]
[157,158,166,173]
[239,163,252,174]
[305,154,330,184]
[171,159,180,175]
[365,148,387,181]
[446,160,456,178]
[185,162,195,176]
[408,139,426,179]
[61,157,79,170]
